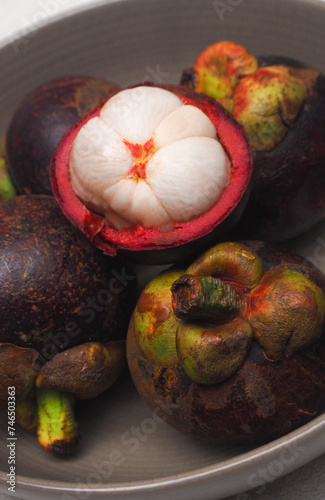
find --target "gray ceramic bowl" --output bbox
[1,1,325,499]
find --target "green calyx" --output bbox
[192,40,258,112]
[232,66,309,151]
[186,41,319,152]
[134,242,325,386]
[36,388,80,455]
[249,267,325,361]
[187,241,264,292]
[36,340,126,400]
[171,273,249,384]
[134,270,183,366]
[176,317,252,385]
[195,68,234,111]
[133,242,262,383]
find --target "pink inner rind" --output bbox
[50,84,252,256]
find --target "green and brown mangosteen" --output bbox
[0,195,137,455]
[50,82,252,265]
[180,41,325,241]
[2,76,121,196]
[127,241,325,443]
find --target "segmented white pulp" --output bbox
[70,86,230,231]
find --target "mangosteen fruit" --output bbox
[127,240,325,444]
[180,41,325,241]
[0,195,137,455]
[50,82,252,265]
[3,76,121,195]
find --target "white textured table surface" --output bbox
[1,1,325,499]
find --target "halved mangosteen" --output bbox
[50,83,252,265]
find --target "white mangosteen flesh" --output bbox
[69,86,230,232]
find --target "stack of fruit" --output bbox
[1,40,325,453]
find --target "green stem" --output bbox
[171,274,242,322]
[36,388,80,455]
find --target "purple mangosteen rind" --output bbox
[0,195,137,352]
[3,76,121,196]
[0,195,136,455]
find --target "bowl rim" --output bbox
[2,0,325,51]
[5,413,325,498]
